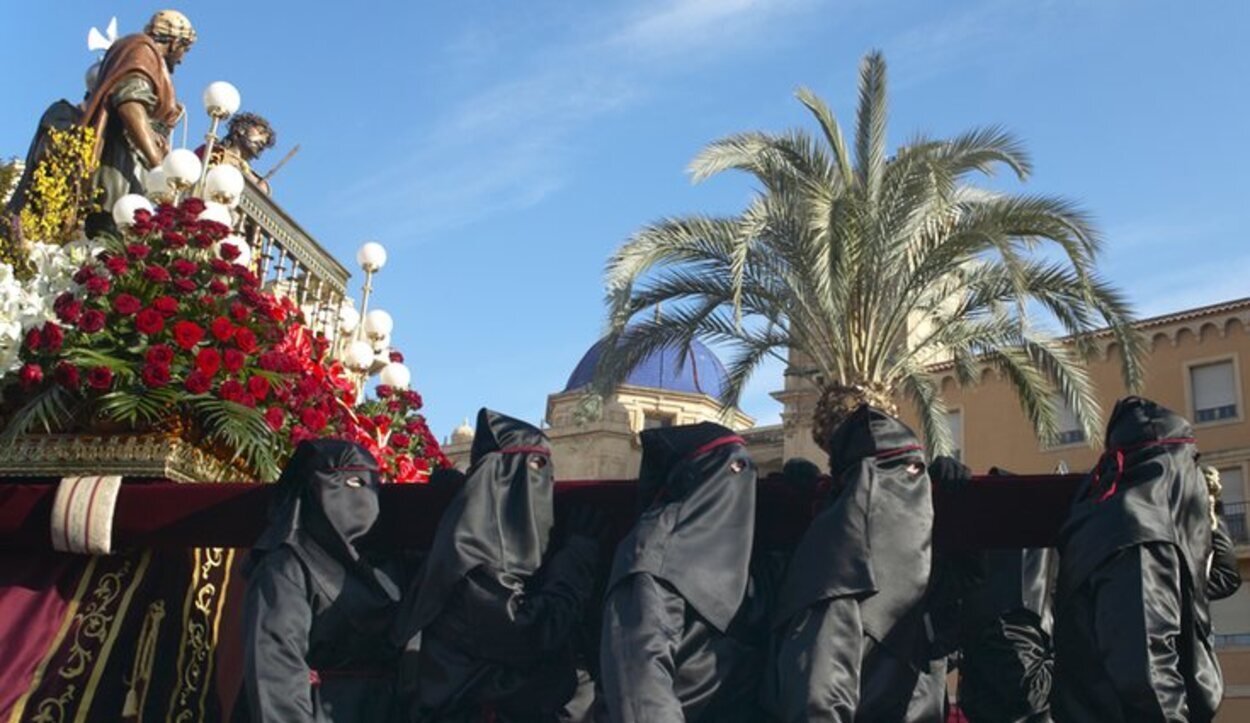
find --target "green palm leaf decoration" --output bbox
[595,50,1143,457]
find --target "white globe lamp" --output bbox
[346,340,376,371]
[204,164,245,206]
[364,309,394,339]
[161,149,202,189]
[356,242,387,273]
[202,81,241,118]
[379,362,411,389]
[112,194,153,229]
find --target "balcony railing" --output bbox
[1221,501,1249,545]
[236,180,352,336]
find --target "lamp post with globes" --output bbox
[196,81,241,196]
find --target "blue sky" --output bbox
[3,1,1248,439]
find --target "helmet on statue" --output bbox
[145,10,196,46]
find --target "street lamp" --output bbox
[111,194,153,229]
[204,164,245,207]
[196,81,241,195]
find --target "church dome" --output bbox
[564,338,728,398]
[450,418,474,445]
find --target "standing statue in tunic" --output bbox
[79,9,195,224]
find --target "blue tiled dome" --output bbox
[564,338,728,398]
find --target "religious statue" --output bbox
[197,112,278,195]
[80,9,196,226]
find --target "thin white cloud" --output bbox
[336,0,831,245]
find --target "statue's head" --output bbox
[226,113,277,160]
[145,10,196,69]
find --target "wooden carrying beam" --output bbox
[0,475,1083,553]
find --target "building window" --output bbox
[643,412,674,430]
[945,409,962,462]
[1219,466,1247,546]
[1191,360,1239,423]
[1054,398,1086,446]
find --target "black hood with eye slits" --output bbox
[402,408,555,635]
[248,439,399,612]
[773,406,934,662]
[607,421,757,633]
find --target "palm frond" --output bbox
[0,385,78,443]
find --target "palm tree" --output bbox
[592,50,1144,456]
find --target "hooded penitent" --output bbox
[1052,396,1223,723]
[241,439,404,723]
[765,405,945,723]
[398,408,599,723]
[598,421,774,723]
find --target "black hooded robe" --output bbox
[1051,397,1223,723]
[398,409,600,723]
[764,406,946,723]
[1208,516,1242,602]
[240,440,404,723]
[597,422,777,723]
[956,466,1056,723]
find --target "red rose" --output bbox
[85,276,110,296]
[196,347,222,376]
[24,327,42,351]
[199,220,230,238]
[152,296,179,317]
[376,385,394,399]
[394,455,420,483]
[247,376,271,400]
[143,265,172,284]
[184,371,212,394]
[180,197,206,215]
[264,406,285,431]
[290,425,314,445]
[171,259,198,277]
[265,304,286,322]
[229,302,249,322]
[19,363,43,388]
[54,362,80,388]
[73,266,95,284]
[161,231,187,249]
[113,294,141,315]
[300,408,328,432]
[223,348,246,373]
[405,420,423,435]
[141,364,171,387]
[219,379,245,403]
[145,344,174,366]
[172,321,205,350]
[54,294,82,324]
[135,309,165,335]
[209,279,229,296]
[233,327,257,353]
[173,278,197,294]
[79,310,106,333]
[404,390,423,408]
[125,243,151,260]
[387,400,403,413]
[390,432,412,448]
[389,350,405,363]
[40,323,64,352]
[104,255,128,275]
[86,366,113,390]
[209,259,232,275]
[210,317,234,342]
[218,241,242,261]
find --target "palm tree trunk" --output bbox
[811,380,897,455]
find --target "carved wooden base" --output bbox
[0,434,253,482]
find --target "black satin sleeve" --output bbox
[242,548,315,722]
[1208,519,1243,601]
[598,574,686,723]
[458,535,600,665]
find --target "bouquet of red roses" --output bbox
[1,197,449,482]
